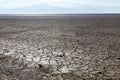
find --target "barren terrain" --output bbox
[0,14,120,80]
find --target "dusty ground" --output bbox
[0,15,120,80]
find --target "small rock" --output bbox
[91,71,102,74]
[65,51,72,57]
[117,57,120,60]
[77,49,83,53]
[38,64,43,68]
[97,72,103,74]
[81,66,89,70]
[21,25,26,28]
[56,54,64,57]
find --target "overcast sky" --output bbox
[0,0,120,14]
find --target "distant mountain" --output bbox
[0,4,119,14]
[9,4,71,14]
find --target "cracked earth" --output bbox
[0,15,120,80]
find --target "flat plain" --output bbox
[0,14,120,80]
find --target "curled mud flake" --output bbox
[3,49,9,53]
[42,75,49,80]
[108,43,120,51]
[40,60,49,65]
[58,66,70,73]
[33,56,40,62]
[25,54,33,61]
[4,50,15,55]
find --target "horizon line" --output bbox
[0,13,120,16]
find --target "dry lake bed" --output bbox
[0,14,120,80]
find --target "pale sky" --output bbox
[0,0,120,14]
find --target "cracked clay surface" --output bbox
[0,15,120,80]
